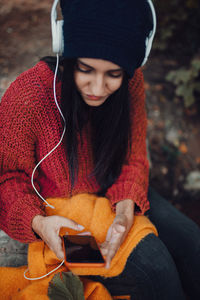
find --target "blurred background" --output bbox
[0,0,200,225]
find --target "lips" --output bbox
[86,94,103,101]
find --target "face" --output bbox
[74,58,123,107]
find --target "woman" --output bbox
[0,0,199,299]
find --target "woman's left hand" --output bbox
[100,199,134,269]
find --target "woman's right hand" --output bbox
[32,215,84,260]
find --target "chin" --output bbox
[83,98,107,107]
[86,102,105,107]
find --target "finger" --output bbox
[113,214,127,226]
[77,231,91,236]
[46,241,64,260]
[102,225,122,266]
[54,216,85,231]
[105,230,124,268]
[105,225,113,243]
[106,259,111,269]
[100,241,109,249]
[105,243,118,269]
[55,246,65,260]
[100,247,108,257]
[48,233,65,260]
[113,223,128,245]
[99,240,109,255]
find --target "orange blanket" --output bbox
[0,194,158,299]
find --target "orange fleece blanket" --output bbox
[0,194,158,299]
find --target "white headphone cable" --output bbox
[27,54,66,281]
[31,54,66,209]
[24,259,65,281]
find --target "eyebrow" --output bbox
[78,59,123,72]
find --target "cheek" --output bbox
[108,78,123,93]
[74,72,88,91]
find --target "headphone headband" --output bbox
[141,0,157,66]
[51,0,156,66]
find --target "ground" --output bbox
[1,1,199,226]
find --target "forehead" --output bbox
[78,58,122,71]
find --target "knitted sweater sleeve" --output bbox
[0,75,45,243]
[106,68,149,215]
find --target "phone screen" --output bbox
[63,235,105,264]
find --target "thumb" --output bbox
[49,232,65,260]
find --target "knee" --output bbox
[126,234,185,299]
[137,235,180,284]
[148,188,200,256]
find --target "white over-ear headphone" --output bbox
[51,0,157,65]
[51,0,64,54]
[141,0,157,66]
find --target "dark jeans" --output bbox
[87,188,200,299]
[148,187,200,300]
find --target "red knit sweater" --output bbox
[0,61,149,243]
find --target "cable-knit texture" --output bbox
[0,61,149,243]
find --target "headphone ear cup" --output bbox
[141,35,152,66]
[52,20,64,54]
[51,0,64,54]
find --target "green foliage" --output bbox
[153,0,200,107]
[166,57,200,107]
[48,272,85,300]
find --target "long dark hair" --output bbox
[41,56,132,195]
[61,58,132,195]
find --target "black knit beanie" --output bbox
[60,0,153,77]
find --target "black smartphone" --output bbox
[63,235,106,267]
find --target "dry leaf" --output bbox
[179,143,188,154]
[154,84,163,91]
[196,157,200,164]
[144,81,150,90]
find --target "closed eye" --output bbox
[76,67,122,78]
[107,71,123,78]
[75,65,92,73]
[76,60,123,78]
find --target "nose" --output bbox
[90,74,105,96]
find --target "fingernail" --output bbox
[116,225,126,233]
[78,225,85,230]
[78,231,91,236]
[57,252,64,260]
[106,263,110,269]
